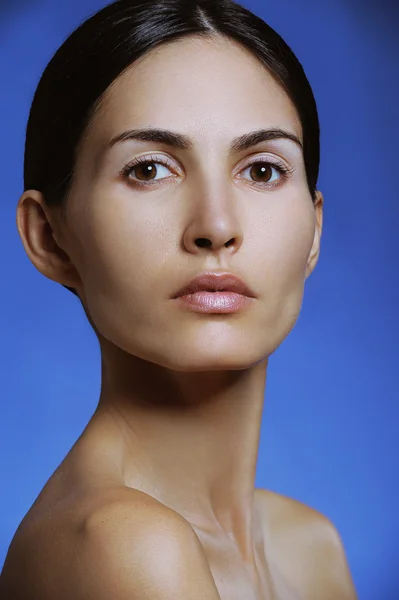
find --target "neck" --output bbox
[92,339,269,562]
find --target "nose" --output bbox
[182,184,244,256]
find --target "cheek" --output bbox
[76,199,170,293]
[269,208,315,287]
[271,187,314,262]
[249,194,316,335]
[71,200,176,340]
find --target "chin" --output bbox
[138,338,274,372]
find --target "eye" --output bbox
[238,159,294,189]
[120,155,176,186]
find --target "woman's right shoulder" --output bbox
[82,485,196,544]
[1,487,221,600]
[70,487,221,600]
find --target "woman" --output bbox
[0,0,357,598]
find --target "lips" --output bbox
[172,272,256,299]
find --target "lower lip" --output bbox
[173,291,254,313]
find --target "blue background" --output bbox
[0,1,398,598]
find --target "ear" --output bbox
[305,190,324,279]
[16,190,82,292]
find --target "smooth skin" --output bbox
[1,35,357,599]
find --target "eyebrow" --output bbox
[107,127,303,155]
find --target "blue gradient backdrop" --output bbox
[0,1,398,598]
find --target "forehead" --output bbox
[87,35,302,150]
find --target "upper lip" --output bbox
[172,272,256,299]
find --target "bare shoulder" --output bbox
[77,489,221,599]
[1,488,221,600]
[256,488,358,600]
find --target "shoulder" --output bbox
[256,488,358,600]
[2,487,220,600]
[81,486,199,559]
[77,488,221,599]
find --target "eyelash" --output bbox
[119,153,295,189]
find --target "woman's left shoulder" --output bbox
[255,487,337,533]
[255,488,358,599]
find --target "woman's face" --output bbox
[47,35,322,371]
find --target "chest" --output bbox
[208,562,305,600]
[196,532,305,600]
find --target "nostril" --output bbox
[196,238,212,248]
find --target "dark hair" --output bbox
[24,0,320,297]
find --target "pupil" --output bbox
[251,164,271,182]
[137,163,156,180]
